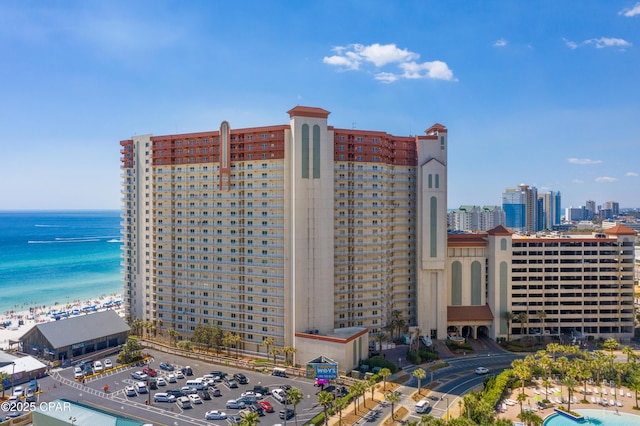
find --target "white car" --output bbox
[271,388,286,403]
[205,410,227,420]
[104,359,113,369]
[154,392,176,403]
[241,391,263,399]
[156,377,167,386]
[74,367,84,379]
[93,361,104,373]
[125,385,137,397]
[176,371,185,379]
[188,394,203,404]
[181,386,198,394]
[12,386,24,398]
[475,367,489,375]
[167,374,177,383]
[131,371,148,380]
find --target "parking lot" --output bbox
[49,348,324,425]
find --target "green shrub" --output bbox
[363,356,399,373]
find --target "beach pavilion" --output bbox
[18,310,130,363]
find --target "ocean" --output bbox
[0,210,122,314]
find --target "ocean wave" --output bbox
[28,239,102,244]
[34,224,68,228]
[54,236,120,241]
[107,239,122,243]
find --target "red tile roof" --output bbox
[448,305,494,322]
[487,225,514,236]
[604,224,637,236]
[287,106,331,119]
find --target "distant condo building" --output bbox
[447,205,505,231]
[120,107,635,369]
[502,185,560,233]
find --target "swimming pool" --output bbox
[543,409,640,425]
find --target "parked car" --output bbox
[205,410,227,420]
[131,371,148,380]
[188,394,203,405]
[208,387,222,397]
[210,370,226,381]
[74,367,84,379]
[181,386,198,394]
[25,390,36,403]
[233,373,248,384]
[159,362,174,371]
[175,371,185,379]
[226,399,246,409]
[104,359,113,369]
[237,396,257,405]
[271,388,287,403]
[241,391,263,400]
[166,389,186,398]
[142,367,157,377]
[125,386,137,397]
[12,387,24,398]
[176,396,192,409]
[156,377,167,387]
[183,366,193,376]
[225,377,239,388]
[247,403,264,416]
[153,393,176,403]
[258,400,274,413]
[93,361,103,373]
[167,374,177,383]
[134,382,148,394]
[198,390,211,401]
[279,409,295,420]
[148,379,158,390]
[84,364,93,375]
[228,414,242,424]
[253,385,269,395]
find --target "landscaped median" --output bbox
[553,406,584,421]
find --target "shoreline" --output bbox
[0,293,125,351]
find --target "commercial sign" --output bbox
[306,362,338,380]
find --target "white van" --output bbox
[134,381,148,394]
[185,379,206,390]
[177,396,192,409]
[415,399,430,414]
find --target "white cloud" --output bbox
[359,43,419,67]
[323,43,455,83]
[584,37,632,49]
[374,72,399,83]
[620,3,640,17]
[595,176,618,183]
[626,171,639,176]
[494,39,507,47]
[563,38,578,50]
[567,158,602,165]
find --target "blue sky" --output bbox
[1,1,639,210]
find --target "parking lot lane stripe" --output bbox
[80,400,169,426]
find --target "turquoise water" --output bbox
[544,409,640,425]
[0,210,122,314]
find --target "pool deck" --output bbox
[496,381,640,423]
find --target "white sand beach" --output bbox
[0,294,125,351]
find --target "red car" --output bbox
[142,367,157,377]
[258,401,274,413]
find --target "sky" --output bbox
[1,1,639,210]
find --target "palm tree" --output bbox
[317,391,333,426]
[240,410,260,426]
[131,317,144,336]
[232,333,242,359]
[367,373,379,401]
[0,372,9,397]
[351,381,366,410]
[622,346,635,363]
[387,391,401,421]
[501,311,516,342]
[223,331,233,357]
[516,392,527,415]
[263,336,274,357]
[564,373,577,412]
[333,397,348,426]
[373,331,388,352]
[603,338,619,372]
[167,327,179,347]
[536,310,547,339]
[411,327,422,351]
[287,387,303,426]
[379,367,391,394]
[517,311,528,337]
[413,368,426,395]
[270,347,281,364]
